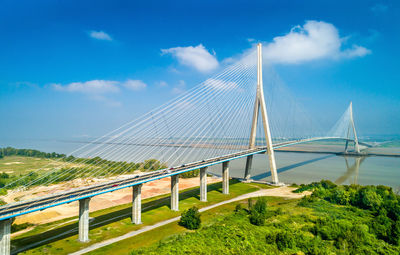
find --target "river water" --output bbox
[207,144,400,192]
[1,138,399,192]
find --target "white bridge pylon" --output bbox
[345,102,360,153]
[244,43,279,184]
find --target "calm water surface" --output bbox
[208,147,400,192]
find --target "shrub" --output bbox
[249,210,265,226]
[249,197,268,226]
[276,230,296,251]
[253,197,267,215]
[248,198,254,210]
[179,206,201,230]
[265,230,277,244]
[234,204,243,212]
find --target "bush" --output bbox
[249,197,268,226]
[179,206,201,230]
[265,230,277,244]
[249,210,265,226]
[234,204,243,212]
[248,198,254,210]
[254,197,267,214]
[276,230,296,251]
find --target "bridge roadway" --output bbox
[0,147,266,221]
[0,136,367,221]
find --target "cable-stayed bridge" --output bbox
[0,44,371,254]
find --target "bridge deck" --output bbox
[0,137,370,221]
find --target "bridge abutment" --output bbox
[132,184,142,224]
[79,198,90,242]
[244,155,253,180]
[222,161,229,194]
[0,218,13,255]
[200,167,207,202]
[171,175,179,211]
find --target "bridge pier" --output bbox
[200,167,207,202]
[79,198,91,242]
[0,218,13,255]
[171,175,179,211]
[132,184,142,224]
[244,155,253,181]
[222,161,229,194]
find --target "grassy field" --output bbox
[0,156,59,175]
[13,180,267,254]
[87,196,287,255]
[0,156,94,175]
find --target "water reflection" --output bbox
[252,154,335,180]
[335,156,365,185]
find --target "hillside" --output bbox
[129,181,400,255]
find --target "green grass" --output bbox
[14,179,267,254]
[121,196,399,255]
[0,156,60,175]
[88,196,292,255]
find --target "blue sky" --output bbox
[0,0,399,148]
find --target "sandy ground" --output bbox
[10,175,221,225]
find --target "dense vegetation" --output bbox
[0,147,65,159]
[131,182,400,254]
[296,180,400,246]
[179,206,201,230]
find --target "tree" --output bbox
[249,197,268,226]
[179,206,201,230]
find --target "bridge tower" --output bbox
[244,43,279,184]
[344,102,360,153]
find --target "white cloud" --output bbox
[52,79,147,106]
[263,20,371,64]
[171,80,186,94]
[124,80,147,91]
[161,44,219,73]
[89,30,112,41]
[340,45,371,58]
[52,80,119,94]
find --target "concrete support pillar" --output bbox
[171,175,179,211]
[0,218,13,255]
[222,161,229,194]
[79,198,90,243]
[344,140,349,153]
[132,184,142,224]
[200,167,207,202]
[244,155,253,180]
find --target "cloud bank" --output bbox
[161,44,219,73]
[53,79,147,106]
[263,20,371,64]
[53,80,119,94]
